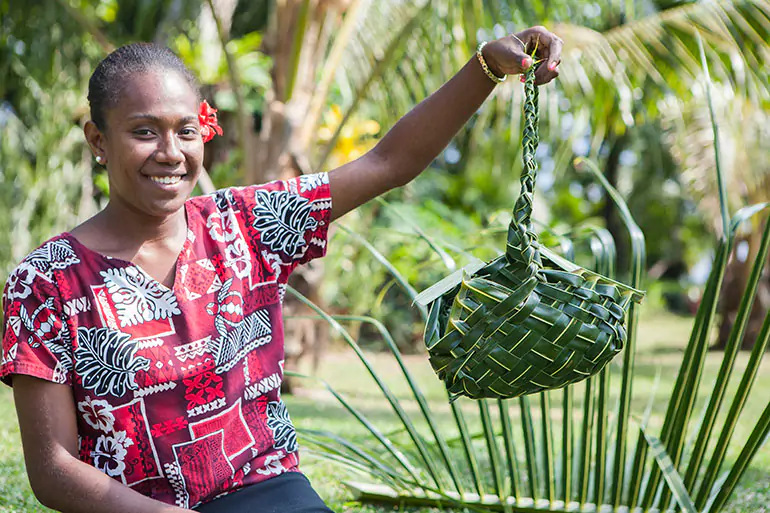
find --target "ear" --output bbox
[84,120,108,164]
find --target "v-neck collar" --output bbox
[63,202,192,293]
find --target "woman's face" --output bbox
[90,69,203,219]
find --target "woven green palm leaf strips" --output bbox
[424,65,644,401]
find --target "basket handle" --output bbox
[506,64,542,269]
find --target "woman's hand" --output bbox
[482,26,563,85]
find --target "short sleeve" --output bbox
[227,172,332,277]
[1,262,73,386]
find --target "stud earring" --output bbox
[95,155,104,165]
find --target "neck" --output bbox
[97,197,187,250]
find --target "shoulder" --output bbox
[185,173,332,218]
[16,234,80,276]
[2,235,79,321]
[4,234,79,294]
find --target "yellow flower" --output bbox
[318,105,381,168]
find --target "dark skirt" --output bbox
[195,472,334,513]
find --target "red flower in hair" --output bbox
[199,100,223,143]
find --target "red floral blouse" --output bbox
[1,173,332,509]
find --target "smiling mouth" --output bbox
[148,175,184,185]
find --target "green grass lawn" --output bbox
[1,310,768,512]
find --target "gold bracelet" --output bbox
[476,42,506,84]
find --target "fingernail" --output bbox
[522,57,532,69]
[520,76,525,83]
[548,62,557,71]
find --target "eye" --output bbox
[180,127,199,137]
[133,128,155,138]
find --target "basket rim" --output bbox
[415,244,645,310]
[538,245,645,302]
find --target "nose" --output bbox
[155,132,184,165]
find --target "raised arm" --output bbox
[13,376,194,513]
[328,26,562,221]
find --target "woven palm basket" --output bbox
[419,65,644,401]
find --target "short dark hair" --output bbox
[87,43,200,130]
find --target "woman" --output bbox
[1,27,561,513]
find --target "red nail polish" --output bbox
[522,57,532,69]
[520,76,525,82]
[548,62,556,71]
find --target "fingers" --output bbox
[495,38,533,75]
[512,26,562,85]
[535,64,559,85]
[509,34,532,73]
[546,34,563,71]
[485,26,562,83]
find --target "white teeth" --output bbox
[149,175,183,185]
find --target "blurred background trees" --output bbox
[2,0,770,360]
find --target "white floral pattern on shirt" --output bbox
[206,209,241,243]
[78,396,115,432]
[252,190,318,258]
[92,431,134,477]
[74,327,150,397]
[299,172,329,193]
[266,400,297,453]
[4,262,37,303]
[101,267,181,327]
[255,453,287,476]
